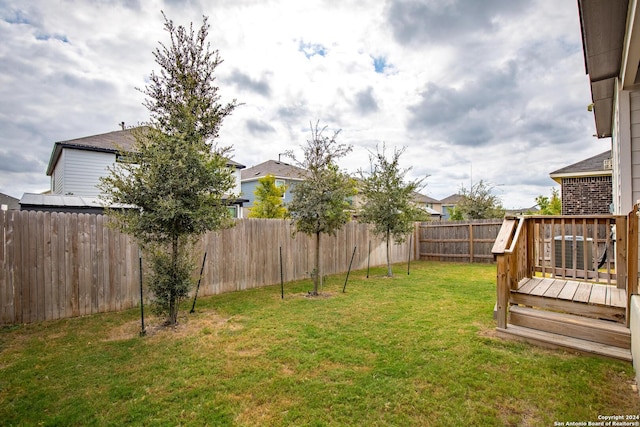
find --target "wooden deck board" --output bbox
[573,283,593,303]
[512,277,626,309]
[589,285,607,306]
[517,278,539,294]
[530,278,555,296]
[543,280,566,298]
[557,280,579,300]
[610,288,626,308]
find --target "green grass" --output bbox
[0,261,638,426]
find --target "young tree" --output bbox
[536,188,562,215]
[358,144,426,277]
[455,180,505,220]
[248,174,288,219]
[286,122,356,295]
[100,14,238,325]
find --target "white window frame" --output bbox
[275,179,286,198]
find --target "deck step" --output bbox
[496,325,632,362]
[510,292,625,323]
[509,306,630,348]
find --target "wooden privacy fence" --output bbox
[417,219,503,263]
[0,211,411,325]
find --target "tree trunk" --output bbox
[313,231,321,295]
[168,236,179,325]
[386,229,392,277]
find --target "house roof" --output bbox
[549,150,612,183]
[578,0,632,138]
[46,128,137,175]
[440,194,463,205]
[411,192,440,205]
[46,127,245,176]
[241,159,307,181]
[19,193,132,210]
[0,192,20,210]
[422,206,441,216]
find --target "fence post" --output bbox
[469,223,474,263]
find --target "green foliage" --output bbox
[358,144,426,276]
[536,188,562,215]
[146,243,194,318]
[248,174,288,219]
[449,206,464,221]
[100,14,237,324]
[286,122,357,294]
[288,164,355,236]
[454,180,505,220]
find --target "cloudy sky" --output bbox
[0,0,610,208]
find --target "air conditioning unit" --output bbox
[554,236,594,271]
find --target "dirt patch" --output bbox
[301,291,336,299]
[103,312,242,341]
[477,328,498,339]
[495,398,538,427]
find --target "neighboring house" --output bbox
[20,128,247,216]
[348,180,442,219]
[240,160,307,213]
[0,192,20,210]
[549,150,612,215]
[439,194,463,220]
[411,192,443,219]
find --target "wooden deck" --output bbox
[492,214,637,362]
[514,277,626,309]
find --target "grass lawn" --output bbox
[1,261,638,426]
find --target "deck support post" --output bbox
[493,218,519,329]
[627,205,639,327]
[616,216,628,291]
[496,254,509,329]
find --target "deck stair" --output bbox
[496,277,632,362]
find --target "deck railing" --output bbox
[492,212,639,329]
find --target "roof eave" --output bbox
[549,170,612,182]
[578,0,630,138]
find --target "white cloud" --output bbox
[0,0,608,209]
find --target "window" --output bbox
[275,179,286,198]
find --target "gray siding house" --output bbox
[21,128,247,215]
[240,160,307,213]
[439,194,463,220]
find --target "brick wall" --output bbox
[561,176,612,215]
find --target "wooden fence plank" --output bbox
[13,211,23,323]
[89,214,98,314]
[108,226,119,311]
[51,213,61,320]
[57,213,67,319]
[69,214,80,317]
[27,211,37,323]
[95,215,105,313]
[0,211,11,324]
[43,212,52,321]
